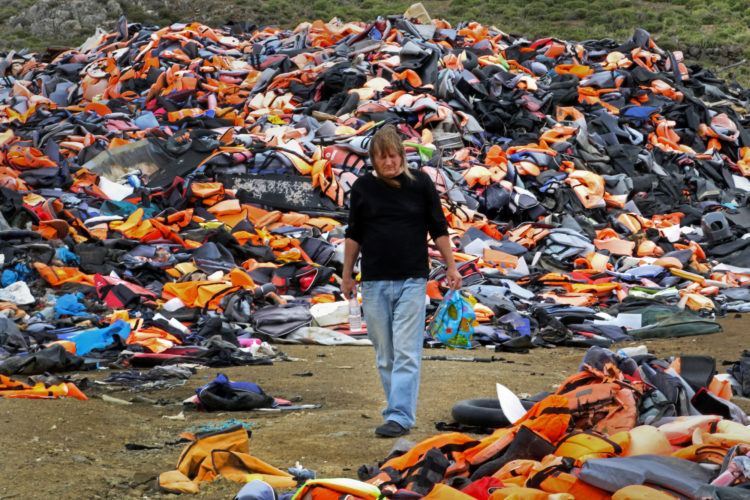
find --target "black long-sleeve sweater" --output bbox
[345,170,448,281]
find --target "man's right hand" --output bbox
[341,238,361,299]
[341,276,356,299]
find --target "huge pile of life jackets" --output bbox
[0,10,749,380]
[284,348,750,499]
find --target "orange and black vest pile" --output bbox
[349,349,750,499]
[0,13,748,384]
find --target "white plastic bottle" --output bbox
[349,295,362,332]
[616,345,648,357]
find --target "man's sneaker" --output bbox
[375,420,410,438]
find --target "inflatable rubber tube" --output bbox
[451,398,510,428]
[451,397,539,428]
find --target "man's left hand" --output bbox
[445,267,462,291]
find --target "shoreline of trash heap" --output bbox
[1,3,750,498]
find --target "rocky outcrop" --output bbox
[5,0,250,46]
[10,0,123,40]
[685,43,746,65]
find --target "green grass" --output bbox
[0,0,748,85]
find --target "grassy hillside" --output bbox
[0,0,748,86]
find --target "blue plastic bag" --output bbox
[428,290,476,349]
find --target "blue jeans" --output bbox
[361,278,427,429]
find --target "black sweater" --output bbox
[345,170,448,281]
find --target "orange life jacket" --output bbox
[158,425,294,494]
[375,432,480,481]
[555,371,638,435]
[0,374,87,400]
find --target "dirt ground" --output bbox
[0,315,747,499]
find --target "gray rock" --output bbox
[10,0,123,40]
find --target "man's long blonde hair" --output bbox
[368,124,415,188]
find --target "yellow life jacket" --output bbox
[671,443,727,465]
[694,419,750,448]
[422,483,477,499]
[625,425,673,456]
[488,485,574,499]
[527,462,612,499]
[554,429,629,465]
[290,478,382,500]
[612,484,680,500]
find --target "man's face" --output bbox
[372,148,403,179]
